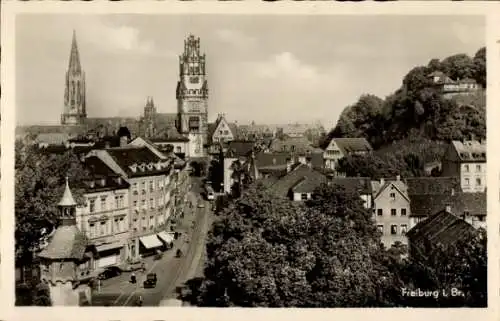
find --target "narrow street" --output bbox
[91,177,212,306]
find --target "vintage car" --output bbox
[143,273,157,289]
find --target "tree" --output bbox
[181,183,402,307]
[15,142,90,272]
[473,47,486,88]
[440,53,476,81]
[402,228,487,307]
[336,154,399,179]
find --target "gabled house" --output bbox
[409,191,486,229]
[209,113,237,144]
[323,137,373,171]
[428,71,481,98]
[371,176,411,248]
[441,139,486,193]
[406,207,477,262]
[268,163,328,201]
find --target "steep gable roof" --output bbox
[226,140,255,158]
[38,225,89,260]
[406,209,475,248]
[371,179,409,201]
[270,164,327,198]
[105,146,170,177]
[332,137,373,154]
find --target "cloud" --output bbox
[215,29,256,49]
[249,52,339,89]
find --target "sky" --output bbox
[16,14,485,128]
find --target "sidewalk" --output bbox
[96,193,200,296]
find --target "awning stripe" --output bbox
[157,231,175,244]
[139,235,163,249]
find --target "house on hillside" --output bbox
[370,176,411,248]
[330,177,373,209]
[323,137,373,171]
[441,139,486,193]
[427,71,481,99]
[406,207,478,262]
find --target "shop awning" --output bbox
[96,242,123,253]
[139,235,163,249]
[157,231,175,244]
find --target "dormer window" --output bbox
[100,178,106,187]
[130,164,137,173]
[148,163,154,170]
[116,177,122,185]
[88,180,95,188]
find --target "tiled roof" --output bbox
[226,140,255,158]
[406,177,461,195]
[269,137,321,154]
[451,140,486,162]
[406,209,475,248]
[332,138,373,154]
[330,177,372,195]
[371,179,409,200]
[270,164,327,198]
[83,156,130,192]
[427,71,455,84]
[106,146,169,177]
[255,152,290,168]
[38,225,89,260]
[409,192,486,217]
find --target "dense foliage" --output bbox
[15,141,90,264]
[322,47,486,150]
[180,183,487,307]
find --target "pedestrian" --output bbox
[137,295,143,306]
[130,272,136,284]
[141,262,146,273]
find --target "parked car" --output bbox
[143,273,157,288]
[98,266,122,280]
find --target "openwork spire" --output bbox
[68,30,81,74]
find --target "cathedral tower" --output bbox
[61,30,87,126]
[143,96,157,138]
[176,34,209,157]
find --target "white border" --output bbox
[2,1,499,321]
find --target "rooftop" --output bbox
[269,164,327,198]
[451,140,486,162]
[409,192,486,217]
[38,225,89,260]
[331,137,373,154]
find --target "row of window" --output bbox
[463,177,482,187]
[132,210,170,232]
[377,224,407,235]
[376,208,407,216]
[88,195,125,213]
[132,178,172,195]
[464,164,482,173]
[133,193,171,209]
[325,150,342,156]
[87,217,127,239]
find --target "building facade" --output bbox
[61,31,87,126]
[371,176,411,248]
[176,35,209,158]
[87,146,176,260]
[441,140,486,193]
[323,137,373,171]
[76,156,131,269]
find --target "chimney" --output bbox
[396,175,400,181]
[120,136,128,147]
[380,178,385,185]
[445,205,451,213]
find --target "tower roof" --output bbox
[68,30,81,74]
[58,177,77,207]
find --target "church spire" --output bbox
[58,176,77,207]
[68,30,81,74]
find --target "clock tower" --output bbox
[176,34,208,158]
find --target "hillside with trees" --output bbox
[319,47,486,179]
[321,47,486,153]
